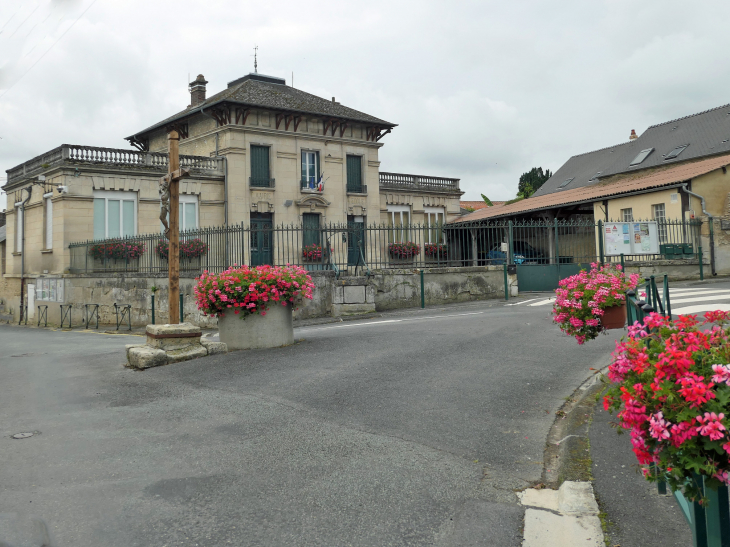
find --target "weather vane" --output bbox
[253,45,258,73]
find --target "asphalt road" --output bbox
[0,300,622,547]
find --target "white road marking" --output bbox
[505,298,539,306]
[670,294,730,305]
[666,289,730,298]
[528,298,556,307]
[672,303,730,315]
[298,311,485,332]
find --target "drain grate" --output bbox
[11,432,34,439]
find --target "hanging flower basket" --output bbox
[389,242,420,260]
[601,303,627,329]
[302,244,323,262]
[552,263,640,344]
[604,311,730,502]
[155,239,208,260]
[425,243,448,260]
[88,240,145,261]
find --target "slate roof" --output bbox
[0,225,5,244]
[128,74,396,140]
[534,102,730,199]
[453,154,730,223]
[531,141,633,197]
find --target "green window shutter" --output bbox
[346,155,362,192]
[302,213,321,247]
[251,145,270,187]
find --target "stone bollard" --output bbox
[125,322,227,370]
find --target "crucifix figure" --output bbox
[159,129,190,324]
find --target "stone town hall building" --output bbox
[1,72,463,322]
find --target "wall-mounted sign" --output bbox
[603,222,659,256]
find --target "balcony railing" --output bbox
[379,172,461,193]
[5,144,224,186]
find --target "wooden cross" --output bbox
[160,129,190,324]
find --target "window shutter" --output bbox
[302,213,321,247]
[346,155,362,192]
[93,199,106,240]
[251,145,270,187]
[45,198,53,249]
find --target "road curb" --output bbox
[542,364,609,488]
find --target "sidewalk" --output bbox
[589,403,692,547]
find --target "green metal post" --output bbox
[699,245,704,281]
[420,269,425,309]
[620,253,625,272]
[507,221,514,265]
[703,478,730,547]
[598,220,604,265]
[504,264,509,301]
[180,293,184,323]
[151,294,155,325]
[664,274,671,318]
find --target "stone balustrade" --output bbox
[5,144,223,186]
[379,171,461,193]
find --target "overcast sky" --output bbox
[2,0,730,211]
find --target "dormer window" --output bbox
[630,148,654,166]
[558,177,574,189]
[664,144,688,160]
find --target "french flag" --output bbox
[317,175,324,191]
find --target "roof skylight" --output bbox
[630,148,654,166]
[558,177,574,189]
[664,144,688,160]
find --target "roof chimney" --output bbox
[189,74,208,107]
[629,129,638,141]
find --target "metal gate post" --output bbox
[420,269,425,308]
[598,220,604,265]
[699,246,704,281]
[180,293,184,323]
[507,221,514,265]
[503,264,508,301]
[151,294,155,325]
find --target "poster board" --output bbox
[603,221,659,256]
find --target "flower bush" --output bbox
[425,243,448,259]
[302,244,323,262]
[194,264,315,319]
[552,263,640,344]
[89,240,145,261]
[603,311,730,501]
[388,242,420,259]
[155,239,208,260]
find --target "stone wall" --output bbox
[6,266,508,327]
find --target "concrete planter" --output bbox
[218,303,294,350]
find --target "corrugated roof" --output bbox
[453,154,730,223]
[129,75,396,140]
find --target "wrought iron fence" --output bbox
[67,218,703,275]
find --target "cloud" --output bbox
[4,0,730,211]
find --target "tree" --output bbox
[518,167,552,199]
[481,194,493,207]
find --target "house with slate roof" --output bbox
[457,103,730,225]
[1,72,463,319]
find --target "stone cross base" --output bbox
[125,323,227,370]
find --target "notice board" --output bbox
[603,221,659,256]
